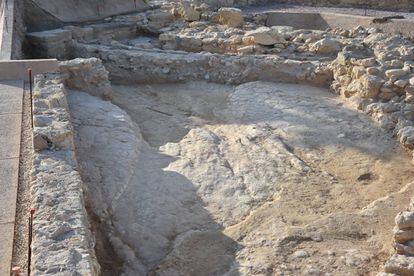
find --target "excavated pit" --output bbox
[67,81,414,275]
[22,0,414,274]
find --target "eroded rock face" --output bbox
[68,81,414,275]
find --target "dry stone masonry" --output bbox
[31,73,99,274]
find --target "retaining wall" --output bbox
[274,0,414,12]
[193,0,414,11]
[25,0,150,32]
[73,42,332,87]
[0,0,24,60]
[266,12,414,39]
[31,73,100,275]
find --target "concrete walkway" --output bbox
[0,80,23,275]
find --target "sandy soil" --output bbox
[69,81,414,275]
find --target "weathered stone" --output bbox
[359,74,384,99]
[237,45,255,54]
[386,69,409,79]
[352,66,365,79]
[394,242,414,255]
[366,67,380,75]
[31,73,99,275]
[358,58,377,68]
[385,254,414,275]
[405,85,414,95]
[25,8,414,276]
[394,228,414,243]
[178,2,200,22]
[59,58,113,100]
[245,27,286,46]
[292,250,310,259]
[147,10,174,30]
[394,79,408,89]
[33,132,49,151]
[395,211,414,229]
[379,89,396,100]
[310,37,341,55]
[271,26,295,39]
[218,8,243,28]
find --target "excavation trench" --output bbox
[68,81,414,275]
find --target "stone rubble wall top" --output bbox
[30,72,100,275]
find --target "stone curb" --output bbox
[30,73,99,275]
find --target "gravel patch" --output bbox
[11,83,32,275]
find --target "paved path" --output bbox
[0,80,23,276]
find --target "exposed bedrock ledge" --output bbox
[72,43,333,86]
[31,73,99,275]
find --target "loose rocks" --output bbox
[218,7,243,28]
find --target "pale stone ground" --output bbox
[69,81,414,275]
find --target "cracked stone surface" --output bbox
[68,81,414,275]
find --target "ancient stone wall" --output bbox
[31,73,100,275]
[275,0,414,11]
[24,0,150,31]
[23,3,414,274]
[193,0,414,11]
[73,43,332,86]
[328,31,414,274]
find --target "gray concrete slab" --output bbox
[0,114,22,159]
[0,59,58,81]
[0,79,23,275]
[0,221,15,276]
[0,159,18,224]
[0,81,23,160]
[0,80,23,114]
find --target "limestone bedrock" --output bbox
[68,81,414,275]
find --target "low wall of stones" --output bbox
[329,32,414,275]
[24,9,174,59]
[266,12,414,39]
[31,73,99,275]
[192,0,414,11]
[274,0,414,11]
[73,43,332,87]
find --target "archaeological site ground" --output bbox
[4,0,414,275]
